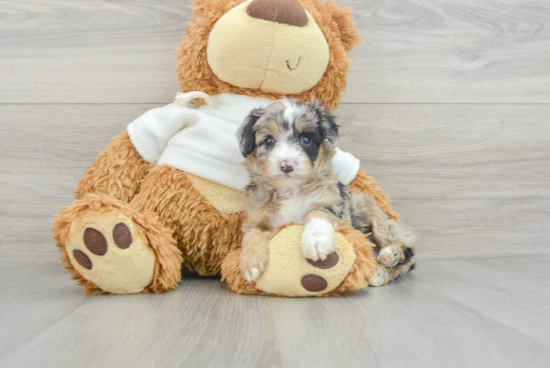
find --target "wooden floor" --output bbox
[0,257,549,368]
[1,0,549,367]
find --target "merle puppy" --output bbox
[236,99,416,286]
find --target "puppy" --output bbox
[236,99,416,286]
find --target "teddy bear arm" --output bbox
[349,168,401,224]
[75,131,152,203]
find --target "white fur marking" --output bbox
[301,218,335,261]
[283,100,299,125]
[267,140,305,179]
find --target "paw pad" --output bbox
[301,274,328,292]
[306,252,339,269]
[76,223,132,269]
[73,249,92,270]
[65,212,157,294]
[83,228,108,256]
[113,223,132,249]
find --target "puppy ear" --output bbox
[237,107,264,157]
[313,100,339,145]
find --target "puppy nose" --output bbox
[280,160,295,173]
[247,0,308,27]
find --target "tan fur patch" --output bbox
[310,145,325,174]
[295,120,308,133]
[266,121,280,138]
[185,173,246,215]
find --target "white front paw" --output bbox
[301,218,335,261]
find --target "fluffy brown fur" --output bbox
[324,224,376,295]
[52,193,183,294]
[175,0,361,110]
[65,130,245,278]
[75,132,152,202]
[129,165,245,276]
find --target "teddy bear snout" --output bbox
[247,0,308,27]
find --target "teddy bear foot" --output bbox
[52,194,182,294]
[221,224,377,297]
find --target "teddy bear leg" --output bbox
[75,132,152,202]
[52,131,182,294]
[52,193,182,294]
[128,164,245,277]
[221,224,376,297]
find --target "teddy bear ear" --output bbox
[191,0,234,21]
[323,0,362,52]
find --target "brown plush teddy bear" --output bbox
[52,0,416,296]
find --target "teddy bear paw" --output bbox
[64,211,156,294]
[253,225,356,296]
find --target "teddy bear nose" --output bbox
[247,0,308,27]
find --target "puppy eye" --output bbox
[263,136,275,147]
[300,136,312,146]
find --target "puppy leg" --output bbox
[368,261,416,287]
[240,228,270,282]
[352,193,417,286]
[301,211,338,261]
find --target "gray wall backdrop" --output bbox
[1,0,549,263]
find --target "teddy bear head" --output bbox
[175,0,361,109]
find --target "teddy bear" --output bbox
[52,0,416,296]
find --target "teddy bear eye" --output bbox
[263,136,275,147]
[300,136,312,146]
